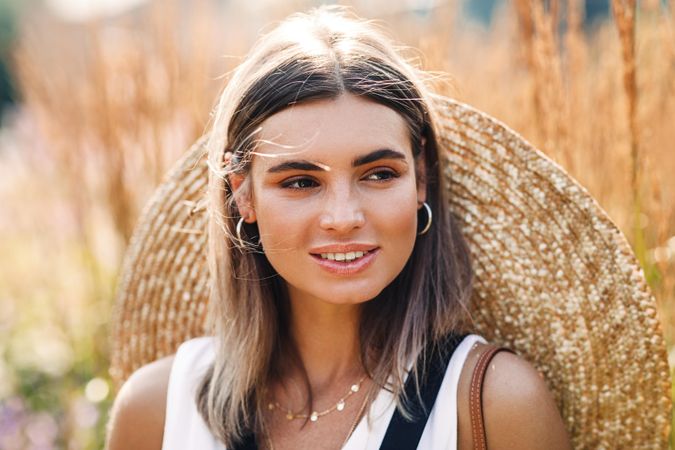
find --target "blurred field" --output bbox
[0,0,673,448]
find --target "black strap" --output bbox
[237,432,257,450]
[378,333,467,450]
[233,333,468,450]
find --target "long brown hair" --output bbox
[198,6,473,446]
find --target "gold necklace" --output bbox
[267,375,367,422]
[340,392,369,447]
[262,388,370,450]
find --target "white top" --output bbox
[162,334,486,450]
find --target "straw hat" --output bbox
[110,95,671,449]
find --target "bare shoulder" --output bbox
[105,354,175,450]
[457,342,572,450]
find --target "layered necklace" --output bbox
[263,375,370,450]
[266,375,367,422]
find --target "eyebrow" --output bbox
[266,148,406,173]
[354,148,406,166]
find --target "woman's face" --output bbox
[235,94,426,306]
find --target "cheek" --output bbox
[253,196,312,255]
[376,182,420,229]
[361,185,420,266]
[384,197,419,255]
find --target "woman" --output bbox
[107,6,571,450]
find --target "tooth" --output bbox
[355,251,364,258]
[346,252,356,260]
[327,253,335,260]
[335,253,346,261]
[321,253,327,259]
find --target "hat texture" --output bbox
[110,95,671,449]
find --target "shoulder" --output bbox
[456,342,572,450]
[105,354,175,450]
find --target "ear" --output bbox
[228,173,257,223]
[415,138,427,206]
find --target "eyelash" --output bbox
[280,169,400,190]
[365,169,399,182]
[281,178,319,189]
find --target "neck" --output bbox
[286,291,363,392]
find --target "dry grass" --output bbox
[611,0,643,262]
[1,0,674,447]
[13,2,220,246]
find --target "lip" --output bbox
[309,243,378,254]
[310,247,380,276]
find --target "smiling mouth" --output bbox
[315,250,374,262]
[309,248,379,275]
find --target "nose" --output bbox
[318,185,366,233]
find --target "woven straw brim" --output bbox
[110,95,671,449]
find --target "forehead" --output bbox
[253,94,412,164]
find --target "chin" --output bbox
[314,285,384,306]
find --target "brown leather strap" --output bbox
[469,345,515,450]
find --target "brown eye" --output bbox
[365,169,399,182]
[281,177,319,189]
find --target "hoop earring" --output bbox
[235,217,250,247]
[418,202,432,236]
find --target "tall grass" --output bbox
[1,0,673,448]
[2,2,224,447]
[611,0,644,265]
